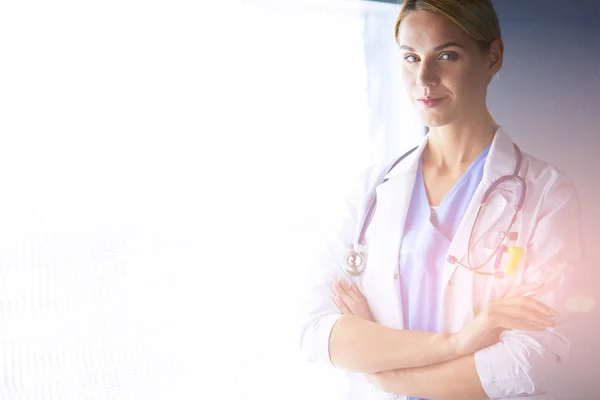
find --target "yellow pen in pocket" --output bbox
[506,246,524,275]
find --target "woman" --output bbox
[299,1,582,399]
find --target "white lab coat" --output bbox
[299,128,583,400]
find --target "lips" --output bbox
[417,96,444,108]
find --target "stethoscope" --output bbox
[341,143,526,280]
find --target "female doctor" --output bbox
[299,0,583,399]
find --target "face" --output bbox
[397,11,502,127]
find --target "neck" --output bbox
[424,111,497,172]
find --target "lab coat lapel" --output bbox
[441,181,490,294]
[369,171,417,328]
[367,142,425,328]
[441,128,518,295]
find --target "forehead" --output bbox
[398,11,470,50]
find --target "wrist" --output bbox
[445,332,462,359]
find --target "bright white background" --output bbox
[0,0,418,399]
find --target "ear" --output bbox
[488,38,504,76]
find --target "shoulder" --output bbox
[520,151,584,264]
[344,161,387,205]
[521,150,581,216]
[347,154,407,198]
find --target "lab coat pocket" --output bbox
[472,247,524,312]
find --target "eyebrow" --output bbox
[399,42,465,52]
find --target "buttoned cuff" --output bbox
[302,314,342,367]
[474,341,533,399]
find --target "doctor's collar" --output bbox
[382,126,519,184]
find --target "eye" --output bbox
[404,54,419,63]
[439,52,458,61]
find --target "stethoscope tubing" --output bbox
[343,143,527,278]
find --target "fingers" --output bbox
[332,279,362,307]
[501,282,558,326]
[487,298,557,331]
[342,280,366,305]
[332,279,370,319]
[337,280,356,304]
[491,315,552,332]
[332,279,354,314]
[491,304,556,329]
[334,295,351,315]
[519,296,557,317]
[503,294,558,317]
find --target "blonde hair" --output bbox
[394,0,501,52]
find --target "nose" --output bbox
[416,60,439,89]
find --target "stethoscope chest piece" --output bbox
[341,248,366,277]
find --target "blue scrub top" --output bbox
[398,145,490,400]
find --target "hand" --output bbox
[332,278,375,323]
[451,282,558,356]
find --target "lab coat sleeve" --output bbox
[298,163,378,368]
[474,171,584,398]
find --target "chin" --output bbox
[413,101,456,128]
[417,112,453,128]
